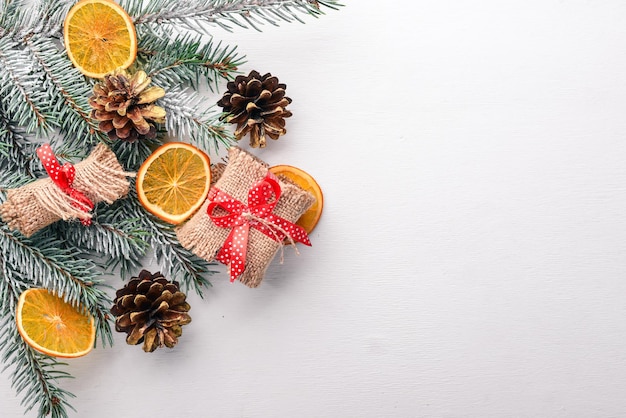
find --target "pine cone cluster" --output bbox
[217,70,292,148]
[111,270,191,352]
[89,69,166,142]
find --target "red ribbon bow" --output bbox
[207,172,311,282]
[37,144,94,226]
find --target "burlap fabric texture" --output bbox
[0,143,132,237]
[177,147,315,288]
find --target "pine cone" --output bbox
[89,69,166,142]
[111,270,191,352]
[217,70,292,148]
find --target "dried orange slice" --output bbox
[137,142,211,225]
[16,288,96,358]
[269,165,323,234]
[63,0,137,79]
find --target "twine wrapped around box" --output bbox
[0,143,132,237]
[177,147,315,288]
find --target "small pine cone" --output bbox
[111,270,191,352]
[217,70,292,148]
[89,69,166,142]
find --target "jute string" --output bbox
[240,211,300,265]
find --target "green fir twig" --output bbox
[0,329,75,418]
[138,28,244,91]
[0,0,73,42]
[52,209,149,281]
[159,88,235,154]
[110,136,158,172]
[23,37,104,151]
[125,0,342,32]
[0,110,40,177]
[0,37,53,135]
[0,225,113,418]
[115,184,217,296]
[0,227,113,347]
[0,251,74,418]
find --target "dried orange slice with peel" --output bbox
[269,165,323,234]
[137,142,211,225]
[16,288,96,358]
[64,0,137,79]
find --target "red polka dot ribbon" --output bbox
[36,143,94,226]
[207,172,311,282]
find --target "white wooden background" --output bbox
[3,0,626,416]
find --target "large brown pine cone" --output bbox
[111,270,191,352]
[89,69,166,142]
[217,70,292,148]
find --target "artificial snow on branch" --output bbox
[139,28,243,91]
[0,37,53,134]
[0,0,72,42]
[160,87,234,154]
[125,0,342,32]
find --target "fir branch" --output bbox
[147,214,216,297]
[23,37,103,151]
[159,87,234,154]
[135,27,238,152]
[0,0,73,42]
[138,28,244,91]
[0,0,30,40]
[32,0,74,38]
[0,243,75,418]
[122,185,216,296]
[54,202,150,279]
[0,37,53,134]
[0,169,34,192]
[124,0,342,32]
[0,226,113,347]
[0,109,39,177]
[0,327,75,418]
[110,136,158,172]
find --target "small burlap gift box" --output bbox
[177,147,315,288]
[0,143,131,237]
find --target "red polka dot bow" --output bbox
[37,143,94,226]
[207,172,311,282]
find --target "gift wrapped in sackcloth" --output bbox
[0,143,131,237]
[177,146,315,288]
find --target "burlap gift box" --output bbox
[0,143,131,237]
[177,147,315,288]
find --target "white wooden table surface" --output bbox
[3,1,626,416]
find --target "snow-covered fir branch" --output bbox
[0,0,73,42]
[0,37,53,134]
[138,27,244,91]
[159,87,234,154]
[124,0,342,32]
